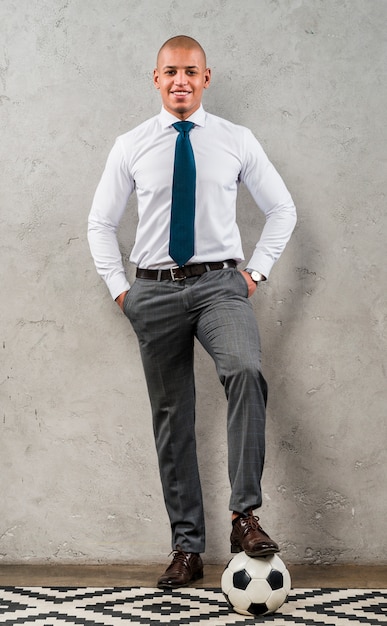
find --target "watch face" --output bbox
[251,271,261,282]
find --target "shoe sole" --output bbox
[157,569,204,590]
[231,544,280,557]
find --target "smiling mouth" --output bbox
[171,91,191,96]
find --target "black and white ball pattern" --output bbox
[221,551,291,616]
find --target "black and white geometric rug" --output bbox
[0,587,386,625]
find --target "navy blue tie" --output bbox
[169,121,196,267]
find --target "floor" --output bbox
[0,563,386,588]
[1,564,386,625]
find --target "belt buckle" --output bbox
[170,265,186,281]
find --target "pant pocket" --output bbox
[233,269,249,298]
[123,281,139,319]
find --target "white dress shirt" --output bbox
[88,105,297,300]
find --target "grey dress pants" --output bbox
[123,267,267,553]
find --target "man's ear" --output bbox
[203,68,211,89]
[153,68,160,89]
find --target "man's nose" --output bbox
[174,71,188,85]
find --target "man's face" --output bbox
[153,45,211,120]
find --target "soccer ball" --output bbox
[221,552,291,617]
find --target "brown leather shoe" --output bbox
[157,546,204,589]
[230,512,280,557]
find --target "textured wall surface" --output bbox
[1,0,386,566]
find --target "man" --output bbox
[88,35,296,589]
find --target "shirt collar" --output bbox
[159,104,206,129]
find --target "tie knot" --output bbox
[173,121,195,137]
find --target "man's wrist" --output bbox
[115,290,129,310]
[245,268,266,283]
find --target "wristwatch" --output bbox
[245,269,265,283]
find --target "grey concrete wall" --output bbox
[1,0,386,566]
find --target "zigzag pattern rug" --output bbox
[0,587,386,625]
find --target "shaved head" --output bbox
[154,35,211,119]
[157,35,207,68]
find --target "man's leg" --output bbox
[124,278,205,554]
[194,268,279,556]
[194,269,266,513]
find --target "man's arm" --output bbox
[240,129,297,278]
[88,138,134,301]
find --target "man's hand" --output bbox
[239,270,257,298]
[115,290,129,311]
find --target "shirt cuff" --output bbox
[109,276,131,301]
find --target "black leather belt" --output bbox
[136,260,237,281]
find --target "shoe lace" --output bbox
[243,514,262,531]
[167,545,190,569]
[168,545,200,569]
[170,546,186,559]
